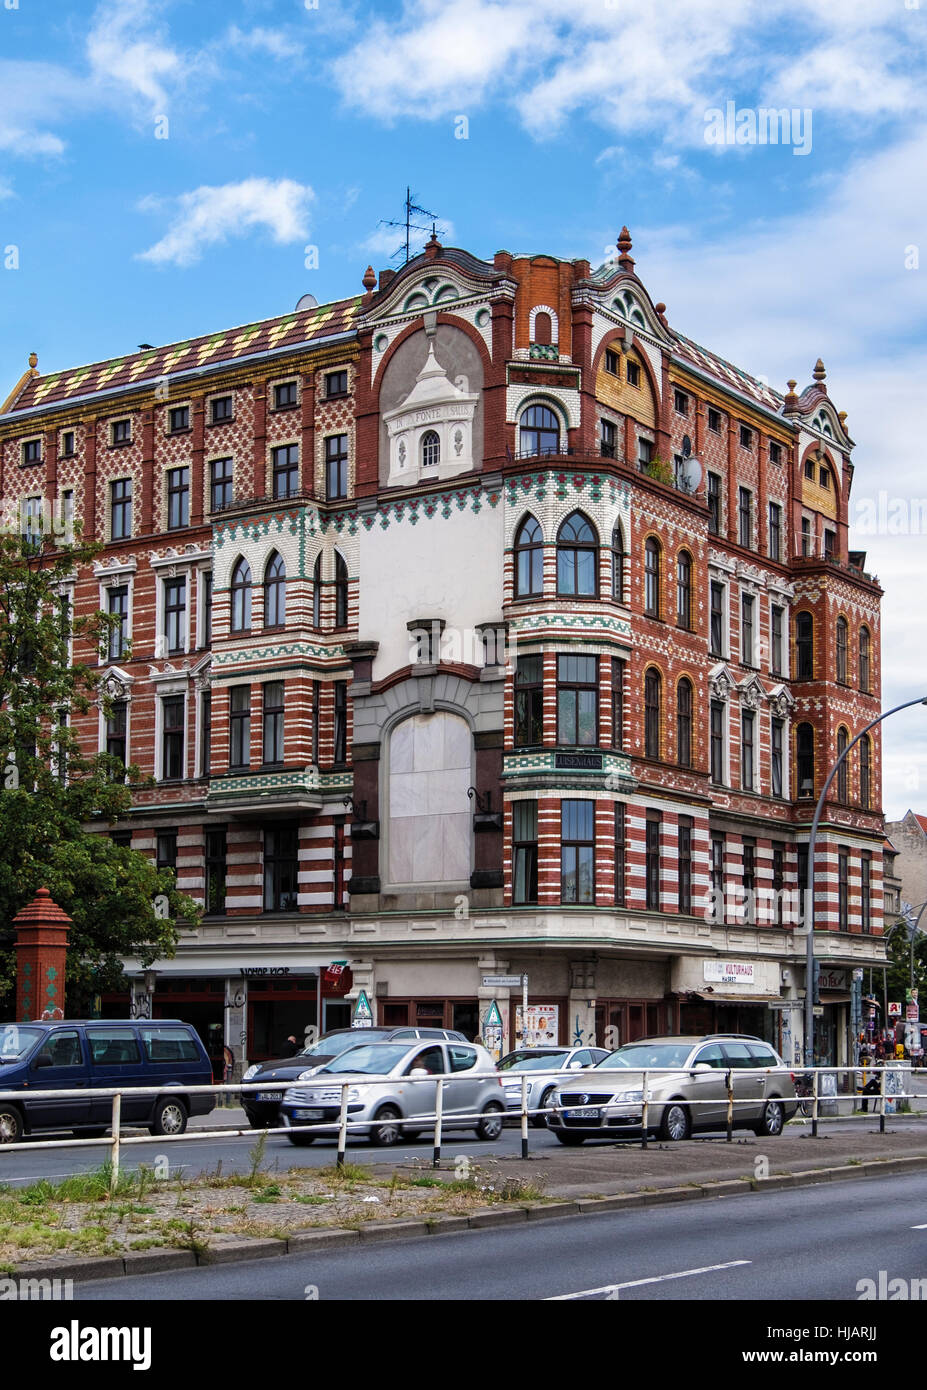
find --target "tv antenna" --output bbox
[378,187,446,265]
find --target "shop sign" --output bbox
[888,1002,902,1018]
[817,969,847,991]
[906,1004,920,1023]
[514,1004,559,1048]
[239,966,291,977]
[703,960,755,986]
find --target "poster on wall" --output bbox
[514,1004,559,1048]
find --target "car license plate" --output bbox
[293,1108,324,1120]
[256,1091,282,1102]
[565,1106,600,1119]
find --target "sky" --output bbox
[1,0,926,818]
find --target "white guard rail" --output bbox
[0,1065,922,1186]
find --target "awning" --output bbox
[688,992,784,1006]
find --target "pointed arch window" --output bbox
[796,723,815,798]
[334,552,348,628]
[264,552,286,629]
[514,516,543,597]
[836,727,849,802]
[557,511,598,596]
[644,668,662,760]
[836,616,848,684]
[611,524,625,603]
[860,735,872,810]
[676,678,693,767]
[859,627,871,693]
[230,559,252,633]
[676,550,692,629]
[312,554,322,629]
[644,538,661,617]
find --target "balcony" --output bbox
[206,766,324,816]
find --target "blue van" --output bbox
[0,1019,216,1143]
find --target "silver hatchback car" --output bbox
[498,1046,610,1127]
[281,1039,505,1146]
[548,1034,798,1144]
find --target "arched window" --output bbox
[514,515,543,597]
[533,312,552,346]
[796,723,814,797]
[795,612,814,680]
[557,511,598,596]
[611,524,625,603]
[677,678,693,767]
[334,552,348,629]
[312,554,322,629]
[860,735,872,810]
[676,550,692,630]
[836,727,848,802]
[859,627,871,693]
[519,404,560,458]
[421,430,440,469]
[836,616,848,684]
[644,668,662,759]
[264,551,286,629]
[230,559,252,633]
[644,538,661,618]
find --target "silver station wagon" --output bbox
[281,1039,505,1146]
[548,1034,798,1144]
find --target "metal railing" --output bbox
[0,1065,923,1189]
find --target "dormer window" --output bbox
[421,431,440,468]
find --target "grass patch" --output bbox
[316,1162,371,1185]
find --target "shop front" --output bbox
[671,956,784,1047]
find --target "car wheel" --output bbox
[476,1103,504,1140]
[554,1131,585,1146]
[148,1098,188,1137]
[288,1132,315,1146]
[659,1100,691,1142]
[532,1088,556,1129]
[369,1105,402,1146]
[754,1099,785,1137]
[0,1106,23,1144]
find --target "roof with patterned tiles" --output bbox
[3,296,362,416]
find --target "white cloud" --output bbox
[136,177,315,267]
[359,218,457,261]
[330,0,927,142]
[85,0,186,118]
[225,25,305,62]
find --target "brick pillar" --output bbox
[13,888,72,1022]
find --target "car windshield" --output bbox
[597,1043,694,1069]
[301,1032,388,1060]
[499,1051,570,1071]
[319,1044,411,1075]
[0,1025,45,1061]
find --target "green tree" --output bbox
[0,517,199,1016]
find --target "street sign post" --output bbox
[483,1000,503,1062]
[352,990,373,1028]
[481,975,522,988]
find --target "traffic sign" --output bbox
[482,975,522,988]
[352,990,373,1027]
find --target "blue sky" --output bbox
[2,0,927,819]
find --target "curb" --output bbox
[13,1151,927,1285]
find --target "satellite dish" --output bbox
[679,455,703,493]
[296,293,319,311]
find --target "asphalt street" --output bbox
[74,1168,927,1301]
[4,1113,927,1186]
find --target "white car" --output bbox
[498,1047,610,1127]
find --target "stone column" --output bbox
[224,977,248,1080]
[13,888,72,1022]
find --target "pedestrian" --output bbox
[282,1034,301,1057]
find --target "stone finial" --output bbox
[362,265,377,291]
[838,410,848,424]
[28,352,38,370]
[617,226,635,271]
[783,379,800,412]
[424,226,442,260]
[812,358,826,382]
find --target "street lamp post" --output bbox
[884,899,927,993]
[804,696,927,1069]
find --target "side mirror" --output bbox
[33,1054,52,1069]
[409,1068,430,1078]
[692,1062,712,1073]
[569,1061,583,1069]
